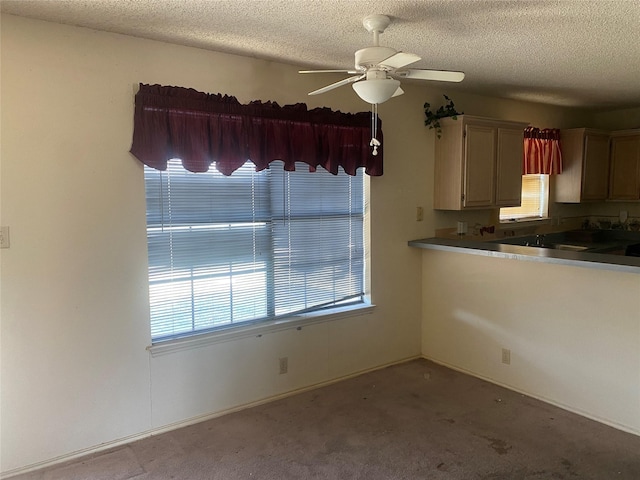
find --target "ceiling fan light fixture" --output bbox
[352,78,401,104]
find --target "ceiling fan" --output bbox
[300,14,465,105]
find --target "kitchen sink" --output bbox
[490,235,588,251]
[516,242,590,252]
[489,229,640,256]
[550,244,589,252]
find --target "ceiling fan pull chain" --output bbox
[370,137,381,155]
[370,103,381,155]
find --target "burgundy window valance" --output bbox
[129,84,383,176]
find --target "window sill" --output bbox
[147,303,376,357]
[499,217,551,227]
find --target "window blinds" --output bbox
[500,174,549,221]
[145,160,365,341]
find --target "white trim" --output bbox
[1,353,417,479]
[147,303,376,357]
[421,355,640,437]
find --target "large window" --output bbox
[145,160,365,342]
[499,174,549,221]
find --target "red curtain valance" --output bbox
[523,127,562,175]
[129,84,383,176]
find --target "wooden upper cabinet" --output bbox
[434,115,528,210]
[463,124,496,207]
[555,129,610,203]
[496,128,528,206]
[609,130,640,201]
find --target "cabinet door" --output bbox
[581,134,610,200]
[463,125,496,207]
[609,135,640,200]
[495,128,524,206]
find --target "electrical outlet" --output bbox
[279,357,288,375]
[416,207,424,222]
[0,226,9,249]
[501,348,511,365]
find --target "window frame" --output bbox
[144,160,373,349]
[499,174,550,223]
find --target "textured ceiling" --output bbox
[2,0,639,109]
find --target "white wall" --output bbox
[421,250,640,434]
[0,14,429,475]
[590,106,640,131]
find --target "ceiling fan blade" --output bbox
[299,69,359,74]
[378,52,421,70]
[392,86,404,98]
[395,69,465,82]
[308,75,366,96]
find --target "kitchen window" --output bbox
[499,174,549,221]
[500,126,561,222]
[145,159,367,343]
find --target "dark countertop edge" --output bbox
[408,237,640,274]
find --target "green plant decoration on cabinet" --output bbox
[424,95,462,138]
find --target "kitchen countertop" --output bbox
[408,235,640,274]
